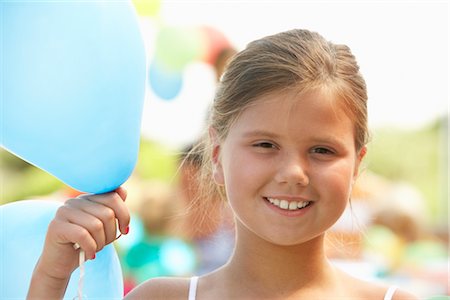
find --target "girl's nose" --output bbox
[274,155,309,186]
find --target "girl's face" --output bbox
[212,89,366,246]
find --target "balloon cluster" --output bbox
[133,0,235,101]
[148,25,234,100]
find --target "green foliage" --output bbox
[1,149,64,204]
[132,138,179,182]
[366,118,447,224]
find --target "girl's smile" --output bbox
[264,196,313,217]
[212,88,366,246]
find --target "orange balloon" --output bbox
[199,25,232,65]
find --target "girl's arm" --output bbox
[27,187,130,300]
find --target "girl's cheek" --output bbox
[311,163,353,188]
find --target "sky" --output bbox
[139,1,449,148]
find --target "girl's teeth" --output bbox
[289,202,297,210]
[267,198,310,211]
[280,200,289,209]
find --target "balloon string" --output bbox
[72,243,84,300]
[78,249,85,300]
[72,229,122,300]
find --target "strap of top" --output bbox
[188,276,199,300]
[384,286,398,300]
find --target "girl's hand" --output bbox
[28,187,130,297]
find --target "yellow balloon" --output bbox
[132,0,160,17]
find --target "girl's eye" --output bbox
[253,142,276,149]
[311,147,334,155]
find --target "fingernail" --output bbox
[124,226,130,235]
[92,253,96,260]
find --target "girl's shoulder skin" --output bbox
[124,277,191,300]
[123,274,419,300]
[340,271,419,300]
[367,283,419,300]
[392,289,420,300]
[369,284,419,300]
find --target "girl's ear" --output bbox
[209,127,225,185]
[353,146,367,178]
[358,146,367,163]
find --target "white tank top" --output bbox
[187,277,398,300]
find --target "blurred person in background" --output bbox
[171,43,238,276]
[175,142,235,275]
[120,180,196,294]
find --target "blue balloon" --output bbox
[0,200,124,299]
[149,60,183,100]
[1,0,146,193]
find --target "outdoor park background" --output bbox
[1,1,448,298]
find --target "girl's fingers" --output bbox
[67,199,117,246]
[54,188,130,254]
[63,224,97,260]
[115,187,127,201]
[57,204,109,251]
[77,190,130,235]
[48,218,98,261]
[36,188,130,281]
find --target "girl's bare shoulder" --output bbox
[362,281,418,300]
[390,287,420,300]
[338,270,419,300]
[369,284,418,300]
[124,277,191,300]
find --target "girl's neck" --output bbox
[221,225,339,298]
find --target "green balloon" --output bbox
[155,26,203,72]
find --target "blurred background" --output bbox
[1,0,448,298]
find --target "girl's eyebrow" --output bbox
[241,130,280,139]
[310,136,348,148]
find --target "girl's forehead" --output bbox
[241,88,342,116]
[226,87,355,137]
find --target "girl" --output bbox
[28,29,417,299]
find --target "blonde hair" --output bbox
[191,28,368,206]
